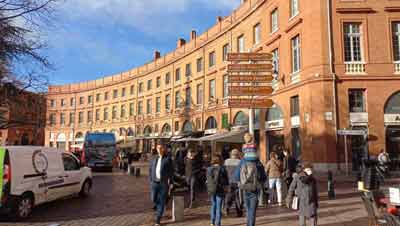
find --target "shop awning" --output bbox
[175,137,200,142]
[198,130,246,143]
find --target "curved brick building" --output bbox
[46,0,400,171]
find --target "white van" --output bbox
[0,146,92,219]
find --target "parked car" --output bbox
[0,146,92,219]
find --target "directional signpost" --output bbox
[227,52,274,109]
[227,52,274,134]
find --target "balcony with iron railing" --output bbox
[345,62,366,74]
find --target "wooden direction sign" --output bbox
[228,53,273,62]
[229,74,274,83]
[228,64,273,73]
[228,98,273,109]
[229,86,273,96]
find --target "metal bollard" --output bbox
[172,195,184,222]
[328,170,336,200]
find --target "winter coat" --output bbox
[288,172,319,217]
[206,165,229,195]
[265,159,283,179]
[283,156,297,178]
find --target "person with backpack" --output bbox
[224,149,243,217]
[207,154,229,226]
[234,133,267,226]
[287,163,319,226]
[266,152,284,206]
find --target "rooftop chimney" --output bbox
[153,50,161,60]
[190,30,197,40]
[217,16,223,23]
[177,38,186,48]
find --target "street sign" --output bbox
[228,53,273,62]
[229,74,274,83]
[337,130,367,136]
[227,64,273,73]
[229,86,273,96]
[228,98,273,109]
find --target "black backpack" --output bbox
[207,167,221,195]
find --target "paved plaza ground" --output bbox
[0,165,387,226]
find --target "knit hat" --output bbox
[242,143,258,161]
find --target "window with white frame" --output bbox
[272,48,279,74]
[223,75,229,98]
[223,44,229,61]
[271,9,279,33]
[103,108,108,120]
[196,58,203,72]
[165,94,171,111]
[175,91,181,108]
[237,35,245,52]
[156,97,161,113]
[253,23,261,45]
[392,22,400,62]
[209,51,216,68]
[146,99,152,114]
[290,0,299,18]
[209,79,216,100]
[291,35,301,73]
[197,84,203,105]
[344,23,362,62]
[138,101,143,115]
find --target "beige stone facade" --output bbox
[46,0,400,171]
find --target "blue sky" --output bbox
[45,0,240,85]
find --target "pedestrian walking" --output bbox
[185,149,203,208]
[287,163,319,226]
[282,149,297,191]
[149,144,174,226]
[207,154,229,226]
[224,149,243,217]
[266,152,283,206]
[234,133,267,226]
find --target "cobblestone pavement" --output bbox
[0,168,376,226]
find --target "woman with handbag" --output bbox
[286,163,319,226]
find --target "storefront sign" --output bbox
[337,130,367,136]
[205,128,217,135]
[384,114,400,125]
[229,86,273,96]
[349,112,369,125]
[291,116,300,127]
[228,53,273,62]
[228,98,273,109]
[228,74,274,83]
[265,119,284,130]
[227,64,273,73]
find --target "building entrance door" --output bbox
[291,128,301,160]
[266,131,284,160]
[386,126,400,170]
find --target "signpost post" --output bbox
[227,52,274,135]
[337,129,367,175]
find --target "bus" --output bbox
[83,132,116,172]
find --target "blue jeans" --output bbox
[151,182,168,224]
[210,194,224,226]
[244,191,258,226]
[269,178,283,204]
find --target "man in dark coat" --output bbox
[287,163,318,226]
[185,149,203,208]
[283,149,297,188]
[149,144,174,226]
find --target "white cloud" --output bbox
[59,0,240,37]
